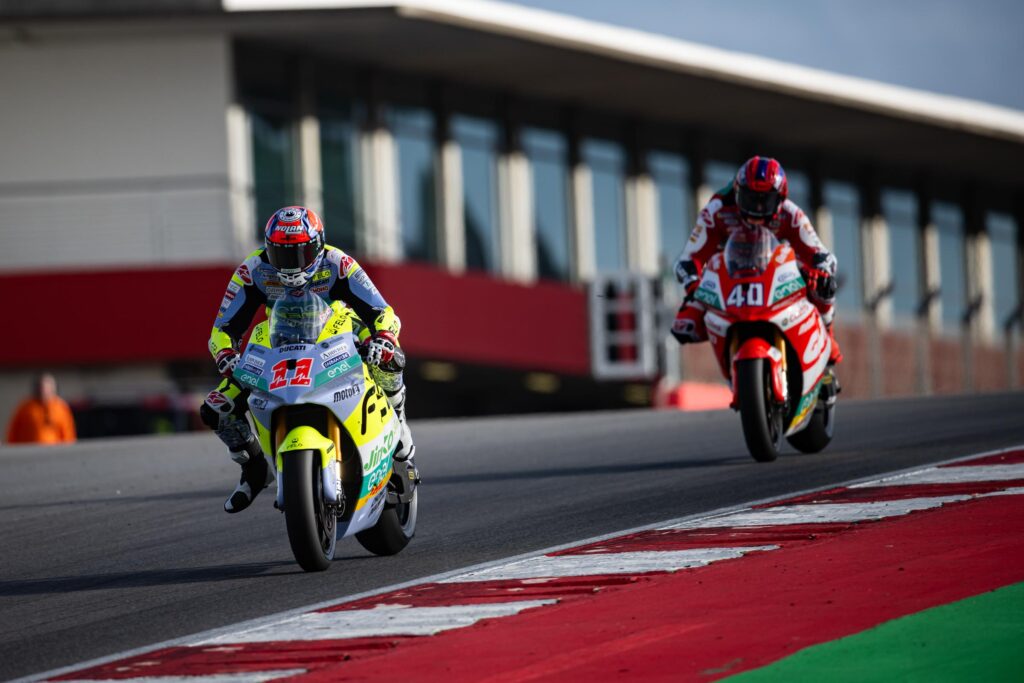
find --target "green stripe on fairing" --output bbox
[233,369,268,392]
[724,581,1024,683]
[771,276,805,303]
[695,287,723,310]
[314,355,363,387]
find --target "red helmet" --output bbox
[264,206,325,287]
[734,157,788,222]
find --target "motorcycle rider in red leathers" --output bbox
[200,206,415,514]
[671,157,843,364]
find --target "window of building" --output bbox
[932,202,966,331]
[452,114,502,274]
[582,138,627,272]
[389,106,438,264]
[522,127,571,282]
[824,181,863,312]
[319,102,362,252]
[785,170,812,213]
[250,109,299,240]
[881,189,920,322]
[704,160,737,195]
[648,151,690,280]
[987,212,1020,331]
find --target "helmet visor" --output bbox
[267,240,319,273]
[736,186,782,219]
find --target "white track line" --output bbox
[196,601,555,644]
[440,547,778,583]
[662,496,972,529]
[852,463,1024,487]
[19,443,1024,683]
[55,674,303,683]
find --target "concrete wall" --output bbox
[677,319,1021,401]
[0,30,235,270]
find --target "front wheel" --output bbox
[356,469,417,556]
[735,358,784,462]
[283,449,336,572]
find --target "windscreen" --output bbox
[724,226,780,277]
[268,290,332,347]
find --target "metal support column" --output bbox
[861,172,891,399]
[434,92,465,274]
[498,111,534,283]
[297,60,324,217]
[358,73,400,262]
[568,116,595,283]
[915,181,939,395]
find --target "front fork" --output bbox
[729,330,788,409]
[259,415,345,514]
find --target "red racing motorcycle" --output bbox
[692,226,837,462]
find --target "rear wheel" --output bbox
[736,358,784,462]
[356,469,417,556]
[283,449,336,572]
[787,373,837,454]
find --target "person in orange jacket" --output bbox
[5,373,77,445]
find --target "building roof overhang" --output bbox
[6,0,1024,190]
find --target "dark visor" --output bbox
[736,186,782,218]
[267,240,318,272]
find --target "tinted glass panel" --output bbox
[933,202,966,330]
[824,181,863,312]
[319,104,360,252]
[988,212,1020,329]
[786,169,811,213]
[453,114,501,273]
[881,189,920,321]
[390,106,438,263]
[648,151,690,279]
[583,138,627,272]
[251,110,298,240]
[704,160,737,195]
[523,127,571,281]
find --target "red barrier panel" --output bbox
[0,262,590,375]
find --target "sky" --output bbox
[508,0,1024,112]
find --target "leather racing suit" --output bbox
[671,182,842,363]
[201,245,407,465]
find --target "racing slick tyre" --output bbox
[356,472,417,556]
[736,358,783,462]
[787,380,836,454]
[283,449,336,572]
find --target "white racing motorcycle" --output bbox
[232,290,418,572]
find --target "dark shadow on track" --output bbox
[0,561,298,597]
[0,489,225,512]
[427,456,752,486]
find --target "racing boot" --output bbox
[388,385,416,462]
[224,433,274,514]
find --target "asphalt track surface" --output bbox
[2,392,1023,681]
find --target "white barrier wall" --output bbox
[0,31,235,270]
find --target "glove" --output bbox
[805,269,837,303]
[362,331,398,367]
[215,348,240,377]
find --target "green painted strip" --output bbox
[314,355,362,387]
[233,369,268,392]
[725,581,1024,682]
[695,286,722,310]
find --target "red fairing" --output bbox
[699,230,830,407]
[732,338,786,403]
